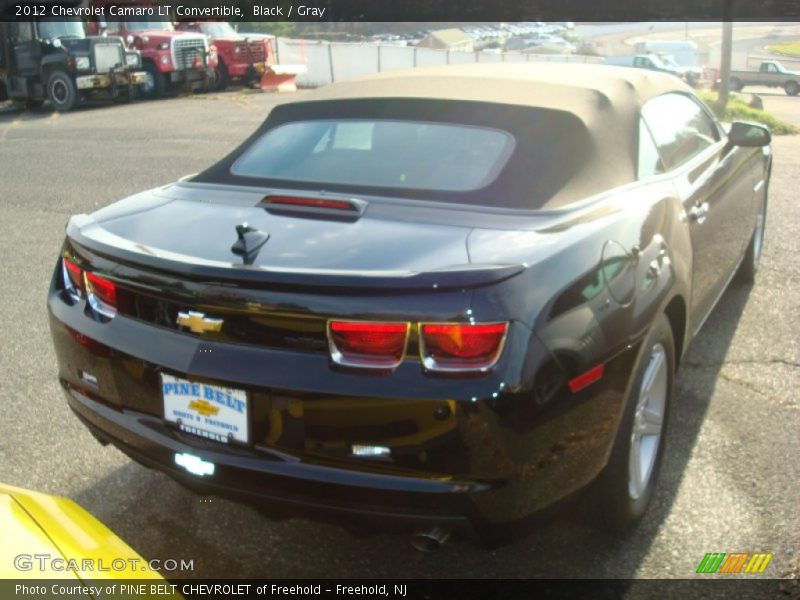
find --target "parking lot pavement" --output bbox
[0,91,797,579]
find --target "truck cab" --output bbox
[760,61,787,74]
[86,8,218,99]
[175,21,272,91]
[0,19,145,111]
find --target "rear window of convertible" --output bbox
[231,119,516,192]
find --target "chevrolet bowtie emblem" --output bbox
[188,399,220,417]
[177,311,224,334]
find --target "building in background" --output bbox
[418,28,474,52]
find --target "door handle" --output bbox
[688,202,710,224]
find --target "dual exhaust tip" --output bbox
[409,526,451,552]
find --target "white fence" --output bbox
[271,38,603,88]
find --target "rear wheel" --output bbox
[784,80,799,96]
[596,313,674,533]
[47,71,78,112]
[736,186,767,284]
[729,77,743,92]
[139,62,166,99]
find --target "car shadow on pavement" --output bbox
[70,282,755,579]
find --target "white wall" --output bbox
[271,37,603,88]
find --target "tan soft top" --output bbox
[302,62,690,117]
[198,63,694,210]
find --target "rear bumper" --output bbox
[65,384,479,534]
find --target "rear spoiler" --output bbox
[66,215,524,292]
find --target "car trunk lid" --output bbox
[70,184,525,291]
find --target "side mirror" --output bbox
[728,121,771,147]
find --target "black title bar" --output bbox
[3,0,800,21]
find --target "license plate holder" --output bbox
[161,373,249,445]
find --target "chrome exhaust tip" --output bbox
[409,526,451,552]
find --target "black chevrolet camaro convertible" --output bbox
[48,63,771,548]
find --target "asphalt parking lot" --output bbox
[0,88,798,581]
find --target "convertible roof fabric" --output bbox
[196,63,692,210]
[302,62,690,119]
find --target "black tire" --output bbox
[736,183,768,284]
[211,61,229,92]
[595,313,675,534]
[139,62,166,99]
[46,71,78,112]
[729,77,743,92]
[784,80,799,96]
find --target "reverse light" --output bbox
[61,257,85,301]
[328,321,409,370]
[84,271,117,318]
[420,322,508,372]
[174,452,215,477]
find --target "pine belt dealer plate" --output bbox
[162,374,249,444]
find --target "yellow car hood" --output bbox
[0,482,162,581]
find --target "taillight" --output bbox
[84,271,117,318]
[420,322,508,372]
[328,321,409,370]
[61,257,85,301]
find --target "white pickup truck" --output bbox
[729,61,800,96]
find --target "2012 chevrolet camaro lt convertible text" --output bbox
[48,64,771,548]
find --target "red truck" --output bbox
[175,22,272,91]
[87,13,217,99]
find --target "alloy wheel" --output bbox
[752,198,766,270]
[628,343,668,500]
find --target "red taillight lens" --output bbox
[62,257,85,299]
[420,322,508,371]
[328,321,409,369]
[84,271,117,317]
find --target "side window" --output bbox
[766,63,777,73]
[638,118,664,179]
[641,93,720,170]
